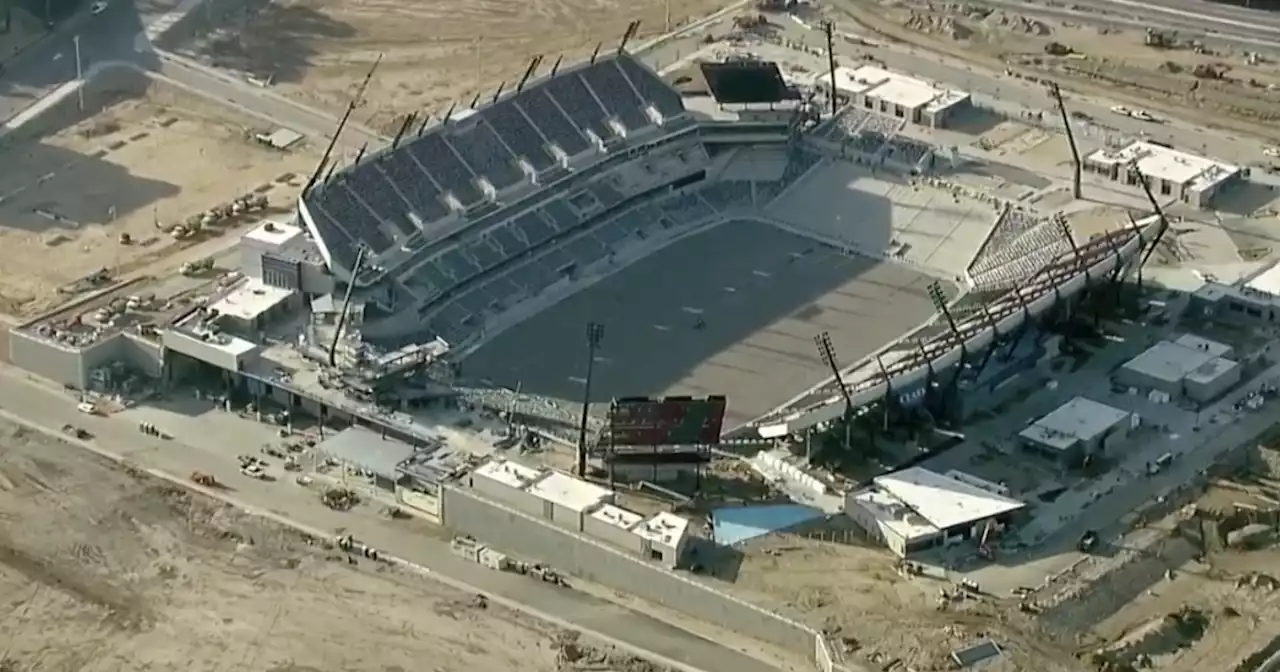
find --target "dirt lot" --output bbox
[1074,477,1280,672]
[832,0,1280,140]
[0,417,662,672]
[727,527,1085,672]
[0,70,318,318]
[173,0,731,132]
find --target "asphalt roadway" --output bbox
[0,365,787,672]
[0,0,383,146]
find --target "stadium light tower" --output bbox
[1048,82,1083,200]
[576,322,605,478]
[822,20,838,117]
[1129,162,1172,291]
[814,332,854,449]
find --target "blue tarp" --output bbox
[711,504,824,546]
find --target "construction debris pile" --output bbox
[322,487,360,511]
[903,11,971,40]
[554,631,666,672]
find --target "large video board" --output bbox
[609,396,726,447]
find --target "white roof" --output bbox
[849,487,939,541]
[1085,141,1239,190]
[473,458,541,489]
[1245,262,1280,297]
[525,471,612,513]
[1019,396,1130,451]
[1123,340,1218,384]
[872,467,1024,530]
[1183,357,1239,385]
[830,65,961,110]
[210,278,294,322]
[589,503,644,530]
[242,220,304,248]
[1173,333,1232,359]
[633,512,691,548]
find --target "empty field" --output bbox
[0,71,319,317]
[172,0,730,132]
[0,417,583,672]
[462,219,944,429]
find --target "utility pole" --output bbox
[1048,82,1082,200]
[73,34,83,112]
[576,322,604,478]
[822,20,838,117]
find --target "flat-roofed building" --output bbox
[459,457,695,567]
[845,467,1024,557]
[633,512,692,568]
[207,277,298,335]
[1117,336,1240,402]
[1192,261,1280,324]
[816,65,970,128]
[1083,141,1243,209]
[1019,396,1133,465]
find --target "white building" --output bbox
[845,467,1024,557]
[1117,337,1241,403]
[468,458,693,568]
[1019,396,1134,465]
[1083,141,1243,209]
[815,65,970,128]
[1192,261,1280,324]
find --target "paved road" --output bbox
[0,0,383,147]
[0,367,787,672]
[978,0,1280,48]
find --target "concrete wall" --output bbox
[162,330,246,371]
[582,516,645,554]
[470,474,542,516]
[9,328,86,388]
[441,485,820,659]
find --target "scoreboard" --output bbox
[609,396,726,447]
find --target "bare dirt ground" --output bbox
[831,0,1280,140]
[172,0,731,132]
[0,417,663,672]
[726,527,1086,672]
[0,72,319,318]
[1072,476,1280,672]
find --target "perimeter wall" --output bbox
[440,485,849,671]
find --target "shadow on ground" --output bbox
[0,67,178,233]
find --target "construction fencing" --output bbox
[440,485,853,672]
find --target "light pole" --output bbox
[73,34,83,112]
[576,322,604,477]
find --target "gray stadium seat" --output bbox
[544,71,614,142]
[409,133,484,205]
[512,211,557,245]
[541,199,580,230]
[580,60,650,132]
[485,99,558,171]
[517,90,591,156]
[615,55,684,120]
[347,167,416,237]
[445,120,525,189]
[379,152,451,224]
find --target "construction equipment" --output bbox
[190,471,217,487]
[322,487,360,511]
[180,258,215,276]
[240,463,271,480]
[283,456,302,472]
[733,13,770,31]
[1144,28,1177,48]
[62,424,91,439]
[1078,529,1100,552]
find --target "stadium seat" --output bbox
[543,70,614,142]
[580,60,650,133]
[512,211,558,245]
[517,90,591,156]
[485,98,559,171]
[346,166,417,237]
[408,133,485,205]
[445,120,525,190]
[615,55,685,120]
[379,152,451,224]
[541,199,581,230]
